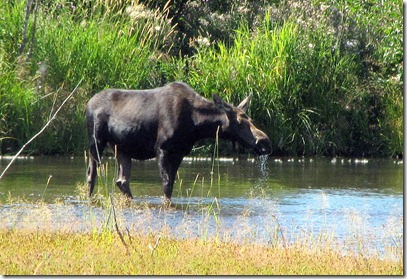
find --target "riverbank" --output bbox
[0,228,402,275]
[0,0,402,157]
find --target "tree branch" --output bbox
[0,78,83,179]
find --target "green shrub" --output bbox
[0,0,402,157]
[185,13,360,155]
[0,0,177,154]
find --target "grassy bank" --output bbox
[0,228,402,275]
[0,0,402,157]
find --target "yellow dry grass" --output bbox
[0,228,402,275]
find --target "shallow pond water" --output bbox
[0,156,403,258]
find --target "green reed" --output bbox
[185,15,356,156]
[0,0,402,157]
[0,0,177,154]
[183,4,402,157]
[32,0,175,91]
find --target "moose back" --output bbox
[86,82,272,201]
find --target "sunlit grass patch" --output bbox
[0,226,402,275]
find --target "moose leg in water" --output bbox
[157,149,184,202]
[87,158,98,197]
[116,151,133,198]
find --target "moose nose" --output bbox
[255,137,272,155]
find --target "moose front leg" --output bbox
[157,149,183,203]
[116,151,133,198]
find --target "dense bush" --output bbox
[173,0,403,156]
[0,0,402,157]
[0,0,177,154]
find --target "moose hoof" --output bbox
[116,180,133,198]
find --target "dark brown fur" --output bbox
[86,82,272,201]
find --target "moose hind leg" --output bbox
[116,152,133,198]
[87,159,97,196]
[87,141,106,197]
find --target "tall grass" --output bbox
[0,0,177,154]
[33,1,174,91]
[0,0,402,157]
[0,61,38,153]
[185,12,364,156]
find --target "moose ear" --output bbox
[213,94,231,112]
[237,94,252,112]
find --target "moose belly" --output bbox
[108,124,158,160]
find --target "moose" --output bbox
[86,81,272,202]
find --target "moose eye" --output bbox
[237,118,250,128]
[237,113,249,123]
[240,113,250,120]
[238,113,252,124]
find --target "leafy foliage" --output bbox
[0,0,402,156]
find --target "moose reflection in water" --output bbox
[86,82,272,202]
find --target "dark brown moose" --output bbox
[86,82,272,202]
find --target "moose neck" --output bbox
[192,102,228,141]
